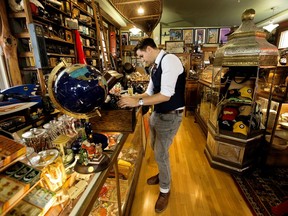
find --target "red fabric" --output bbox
[272,200,288,216]
[74,30,86,64]
[221,107,239,121]
[109,31,116,57]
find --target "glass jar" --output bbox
[36,149,67,192]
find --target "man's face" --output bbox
[136,47,153,65]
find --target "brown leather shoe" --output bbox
[155,191,170,213]
[147,174,159,185]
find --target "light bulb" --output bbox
[138,6,144,15]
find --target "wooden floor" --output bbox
[129,113,253,216]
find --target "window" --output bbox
[278,30,288,49]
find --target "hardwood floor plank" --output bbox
[129,113,252,216]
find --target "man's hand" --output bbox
[117,95,139,108]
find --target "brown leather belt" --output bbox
[156,109,184,114]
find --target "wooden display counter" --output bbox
[60,108,144,215]
[1,108,145,216]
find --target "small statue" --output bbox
[81,140,96,159]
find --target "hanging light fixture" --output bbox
[263,22,279,32]
[263,7,279,32]
[129,26,141,35]
[137,3,144,15]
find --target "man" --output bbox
[118,37,185,213]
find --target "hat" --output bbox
[221,107,239,121]
[239,86,253,100]
[219,120,234,131]
[227,89,240,99]
[238,105,252,116]
[233,121,248,136]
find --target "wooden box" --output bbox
[89,108,136,132]
[0,135,26,169]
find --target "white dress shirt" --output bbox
[145,50,184,97]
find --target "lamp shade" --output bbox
[129,27,141,35]
[263,22,279,32]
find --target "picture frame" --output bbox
[121,32,129,46]
[219,28,230,43]
[165,41,185,53]
[170,29,183,41]
[206,28,219,44]
[183,29,194,44]
[195,28,206,44]
[175,53,191,74]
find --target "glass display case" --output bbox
[205,66,276,173]
[257,66,288,166]
[195,79,213,134]
[195,65,225,135]
[203,9,280,173]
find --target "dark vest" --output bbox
[152,54,186,113]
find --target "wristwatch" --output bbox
[138,98,144,106]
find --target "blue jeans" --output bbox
[149,111,183,193]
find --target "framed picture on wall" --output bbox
[175,53,191,73]
[183,29,194,44]
[206,28,219,43]
[121,32,129,45]
[165,41,184,53]
[170,29,183,41]
[219,28,230,43]
[195,28,206,44]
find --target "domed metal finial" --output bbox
[213,7,278,67]
[241,8,255,21]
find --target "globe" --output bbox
[48,62,108,119]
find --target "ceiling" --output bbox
[160,0,288,28]
[107,0,162,36]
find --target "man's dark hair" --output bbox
[134,37,157,55]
